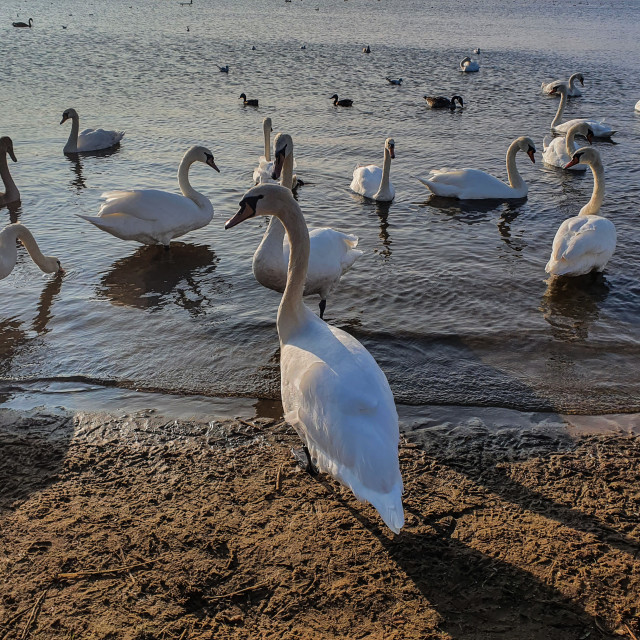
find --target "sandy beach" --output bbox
[1,407,638,640]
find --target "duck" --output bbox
[542,122,593,171]
[252,119,300,188]
[240,93,259,107]
[216,64,229,73]
[0,224,62,280]
[78,146,219,246]
[363,45,371,53]
[460,56,479,72]
[0,137,20,207]
[225,183,404,534]
[350,138,396,202]
[545,147,615,276]
[424,95,463,110]
[386,77,403,85]
[60,108,125,154]
[542,72,584,97]
[12,18,33,27]
[473,47,481,54]
[415,136,536,200]
[330,94,353,107]
[550,84,616,137]
[252,133,361,318]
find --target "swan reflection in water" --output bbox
[97,242,221,315]
[496,202,527,252]
[374,200,393,258]
[65,145,122,192]
[540,273,610,342]
[3,200,23,224]
[421,194,505,225]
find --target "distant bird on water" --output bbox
[424,95,464,109]
[330,94,353,107]
[13,18,33,27]
[217,64,229,73]
[460,56,480,72]
[363,45,371,53]
[240,93,259,107]
[473,47,481,54]
[386,77,403,85]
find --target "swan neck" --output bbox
[256,215,286,256]
[13,226,53,272]
[379,147,392,191]
[551,88,567,129]
[565,128,578,156]
[581,159,605,216]
[568,73,578,89]
[264,127,271,162]
[505,140,524,189]
[0,150,18,200]
[282,151,295,191]
[177,155,208,208]
[65,114,80,152]
[275,200,310,341]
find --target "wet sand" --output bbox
[0,407,638,640]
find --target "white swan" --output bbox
[0,224,62,280]
[61,108,124,154]
[546,147,615,276]
[460,56,479,72]
[415,136,536,200]
[350,138,395,202]
[635,99,640,112]
[252,118,299,188]
[225,183,404,534]
[0,137,20,207]
[252,133,361,318]
[78,146,219,246]
[542,72,584,97]
[542,122,593,171]
[550,84,616,138]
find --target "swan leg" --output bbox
[291,445,318,476]
[164,244,170,251]
[318,299,327,319]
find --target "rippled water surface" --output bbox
[2,0,640,414]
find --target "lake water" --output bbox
[2,0,640,417]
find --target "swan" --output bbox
[635,99,640,112]
[252,118,300,188]
[330,94,353,107]
[12,18,33,27]
[0,224,62,279]
[60,108,125,153]
[542,72,584,97]
[239,93,259,106]
[542,122,594,171]
[424,95,463,109]
[78,146,219,246]
[415,136,536,200]
[350,138,396,202]
[550,84,616,138]
[545,147,615,276]
[460,56,479,72]
[0,137,20,207]
[386,77,403,85]
[225,183,404,534]
[252,133,361,318]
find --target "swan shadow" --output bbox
[539,273,611,343]
[96,242,221,315]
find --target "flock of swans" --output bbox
[0,66,635,533]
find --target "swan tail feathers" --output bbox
[414,175,437,193]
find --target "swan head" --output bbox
[43,257,63,274]
[329,94,339,101]
[385,138,395,159]
[564,146,601,170]
[549,84,567,97]
[239,93,247,100]
[0,137,17,163]
[570,122,594,145]
[184,146,220,172]
[575,73,585,86]
[460,56,471,65]
[271,133,293,180]
[452,95,464,107]
[225,183,292,229]
[515,136,536,163]
[263,117,273,133]
[60,108,79,125]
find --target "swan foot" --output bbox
[319,299,326,319]
[291,445,318,476]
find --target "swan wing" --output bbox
[419,168,515,199]
[351,164,382,198]
[253,157,274,184]
[99,189,205,222]
[76,128,125,152]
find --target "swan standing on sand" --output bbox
[225,183,404,534]
[415,136,536,200]
[460,56,479,72]
[12,18,33,27]
[550,84,616,137]
[546,147,615,276]
[424,95,463,109]
[252,133,361,319]
[0,224,62,279]
[350,138,396,202]
[78,146,219,246]
[0,137,20,207]
[542,122,594,171]
[542,72,584,97]
[60,108,125,153]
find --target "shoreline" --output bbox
[1,405,638,639]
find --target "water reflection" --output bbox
[421,195,506,225]
[496,203,526,252]
[374,200,392,259]
[97,243,220,315]
[64,153,86,191]
[540,274,610,342]
[2,201,22,224]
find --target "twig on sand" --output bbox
[178,630,188,640]
[275,464,283,492]
[211,581,269,600]
[625,624,639,640]
[19,590,47,639]
[56,554,167,581]
[237,419,259,430]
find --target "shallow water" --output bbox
[2,0,640,414]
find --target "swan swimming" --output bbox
[252,118,300,188]
[460,56,479,72]
[252,133,362,318]
[546,147,616,277]
[550,84,616,138]
[12,18,33,27]
[415,136,536,200]
[0,224,62,280]
[60,108,124,154]
[424,95,463,110]
[225,183,404,534]
[542,72,584,97]
[330,94,353,107]
[78,146,219,246]
[0,137,20,207]
[542,122,594,171]
[350,138,396,202]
